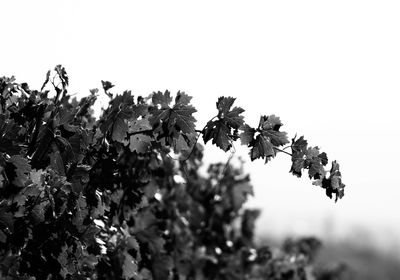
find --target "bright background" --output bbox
[1,0,400,254]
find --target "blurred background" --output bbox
[1,1,400,278]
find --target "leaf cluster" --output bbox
[0,67,345,280]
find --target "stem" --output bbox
[180,116,217,162]
[126,129,154,137]
[274,147,292,156]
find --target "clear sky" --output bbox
[1,0,400,251]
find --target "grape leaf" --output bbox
[290,136,326,179]
[112,112,130,142]
[216,97,245,129]
[290,136,308,177]
[128,117,152,154]
[8,155,31,187]
[49,151,65,176]
[303,147,325,179]
[259,115,289,147]
[152,90,172,108]
[249,134,275,162]
[203,97,245,151]
[122,251,139,280]
[313,161,345,201]
[100,91,135,142]
[239,124,255,146]
[175,90,192,106]
[240,115,289,162]
[149,91,197,147]
[55,65,69,89]
[203,120,232,151]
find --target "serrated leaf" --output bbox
[203,120,232,151]
[149,91,197,147]
[216,97,245,129]
[239,124,255,146]
[101,92,134,142]
[171,105,197,134]
[175,91,192,106]
[8,155,31,187]
[312,161,345,201]
[290,136,308,177]
[249,135,275,162]
[259,115,289,147]
[152,91,172,108]
[305,147,325,179]
[112,115,129,142]
[216,96,235,116]
[129,117,152,154]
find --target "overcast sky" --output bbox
[1,0,400,250]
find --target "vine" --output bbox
[0,66,345,279]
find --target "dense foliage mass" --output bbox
[0,66,345,279]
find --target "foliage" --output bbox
[0,66,345,279]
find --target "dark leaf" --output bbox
[101,80,114,92]
[8,155,31,187]
[203,120,232,151]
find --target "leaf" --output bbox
[231,181,253,210]
[152,90,172,108]
[216,97,245,129]
[122,251,139,280]
[72,195,89,231]
[249,134,275,162]
[149,91,197,147]
[203,120,232,151]
[81,225,100,246]
[100,91,134,142]
[0,206,14,232]
[175,91,192,106]
[112,113,129,142]
[8,155,31,187]
[239,124,255,146]
[202,97,246,151]
[101,80,115,92]
[290,136,308,177]
[129,117,152,154]
[55,65,69,88]
[172,105,197,134]
[318,152,328,166]
[313,161,345,201]
[49,151,65,176]
[31,201,48,224]
[305,147,325,179]
[259,115,289,147]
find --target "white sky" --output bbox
[1,0,400,250]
